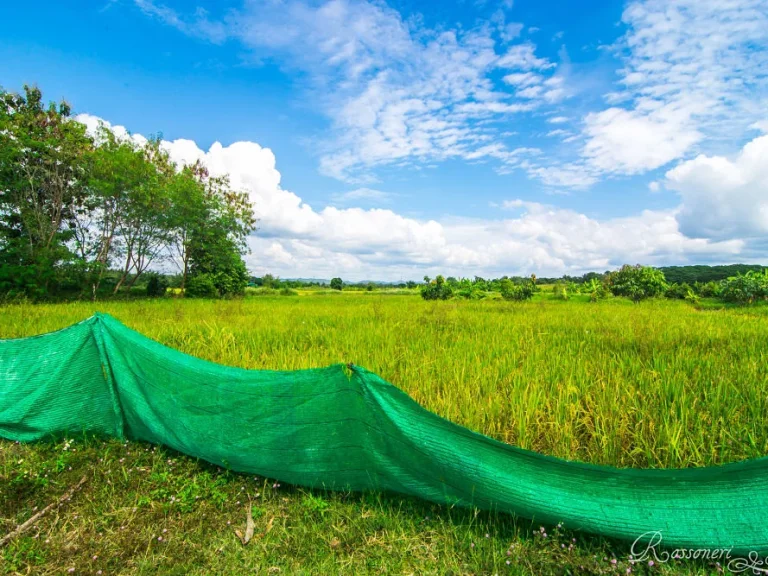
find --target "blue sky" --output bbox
[2,0,767,280]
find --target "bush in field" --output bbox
[500,278,535,301]
[330,277,343,291]
[552,282,569,301]
[579,278,607,301]
[606,265,668,302]
[279,287,299,296]
[719,271,768,304]
[185,273,218,298]
[665,282,693,300]
[456,286,487,300]
[421,275,453,300]
[145,273,169,297]
[695,281,720,298]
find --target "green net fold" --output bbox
[1,313,765,553]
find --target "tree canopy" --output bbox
[0,85,256,300]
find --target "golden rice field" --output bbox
[3,293,767,469]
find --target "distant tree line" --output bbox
[657,264,766,284]
[419,265,768,304]
[0,85,256,300]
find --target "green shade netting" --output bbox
[1,313,765,553]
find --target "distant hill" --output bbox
[659,264,766,284]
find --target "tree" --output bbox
[0,85,93,297]
[606,264,668,302]
[261,273,276,288]
[145,272,168,297]
[719,270,768,304]
[500,278,535,301]
[330,277,343,291]
[420,275,452,300]
[181,166,256,298]
[166,161,210,293]
[110,138,175,295]
[74,123,154,299]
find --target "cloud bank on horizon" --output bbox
[75,0,768,279]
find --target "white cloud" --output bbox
[666,134,768,241]
[579,0,768,177]
[331,187,392,204]
[648,181,660,193]
[546,129,568,138]
[496,42,555,70]
[132,0,568,183]
[500,22,524,43]
[76,112,748,279]
[582,107,702,174]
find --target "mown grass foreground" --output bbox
[2,294,768,574]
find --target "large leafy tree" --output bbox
[1,85,256,300]
[110,138,175,294]
[180,166,256,297]
[73,124,156,298]
[0,85,93,297]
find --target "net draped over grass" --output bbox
[2,304,768,554]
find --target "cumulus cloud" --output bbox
[666,134,768,241]
[583,107,702,174]
[76,112,746,279]
[579,0,768,177]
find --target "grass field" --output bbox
[3,294,768,574]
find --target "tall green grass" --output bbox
[2,295,767,469]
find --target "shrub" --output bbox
[697,281,720,298]
[500,279,535,301]
[552,282,569,301]
[719,271,768,304]
[420,275,453,300]
[606,265,668,302]
[145,273,168,298]
[455,286,487,300]
[245,287,278,296]
[279,287,298,296]
[589,287,608,302]
[185,274,218,298]
[665,282,693,300]
[330,277,343,291]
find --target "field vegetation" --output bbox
[2,294,768,574]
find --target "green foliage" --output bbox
[660,264,766,284]
[0,85,256,302]
[500,278,535,301]
[552,282,569,301]
[184,274,218,298]
[606,265,668,302]
[719,270,768,304]
[664,282,694,300]
[145,273,169,298]
[420,275,453,300]
[330,277,343,291]
[696,281,720,298]
[260,273,276,288]
[0,85,93,298]
[580,278,607,302]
